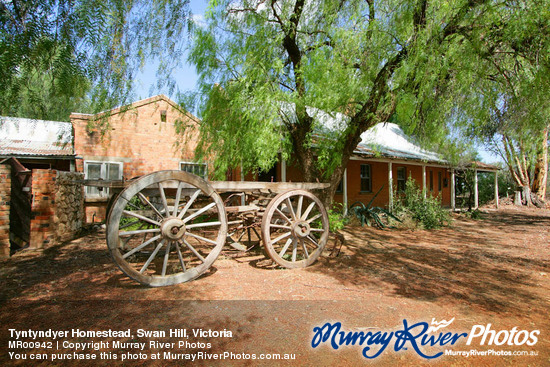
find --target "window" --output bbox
[180,162,207,179]
[84,161,123,197]
[360,164,372,192]
[160,110,167,122]
[397,167,406,192]
[429,170,434,191]
[336,180,343,193]
[438,171,442,192]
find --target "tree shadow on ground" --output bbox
[309,210,550,315]
[0,229,213,303]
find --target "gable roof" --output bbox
[0,117,73,157]
[70,94,199,123]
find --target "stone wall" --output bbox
[29,169,84,249]
[54,171,84,242]
[0,164,10,257]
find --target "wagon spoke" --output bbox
[140,240,165,274]
[269,224,291,230]
[291,238,297,262]
[119,223,146,244]
[177,189,201,219]
[310,228,325,232]
[278,238,293,258]
[182,239,205,263]
[302,202,316,221]
[183,202,216,223]
[123,210,161,226]
[119,219,140,230]
[136,192,163,219]
[301,238,309,258]
[306,213,322,224]
[175,242,186,272]
[306,235,319,248]
[122,235,162,259]
[173,182,183,217]
[271,231,291,245]
[161,241,171,276]
[285,198,297,221]
[296,195,303,219]
[275,208,292,224]
[119,228,160,237]
[185,231,218,245]
[186,221,221,229]
[158,182,170,215]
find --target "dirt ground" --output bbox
[1,206,549,366]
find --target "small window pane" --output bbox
[87,163,102,179]
[397,167,406,192]
[360,164,372,192]
[180,162,207,179]
[107,163,121,180]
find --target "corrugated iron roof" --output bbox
[303,104,446,164]
[355,122,445,163]
[0,116,74,157]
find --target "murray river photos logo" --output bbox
[311,318,540,359]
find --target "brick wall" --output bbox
[30,169,56,249]
[0,164,10,257]
[71,95,202,223]
[71,95,201,179]
[29,169,85,249]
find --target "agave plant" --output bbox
[348,185,400,228]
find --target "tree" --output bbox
[187,0,538,204]
[406,0,549,203]
[1,0,191,121]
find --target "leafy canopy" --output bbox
[187,0,527,180]
[1,0,191,120]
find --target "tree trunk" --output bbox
[522,185,532,207]
[514,191,522,206]
[531,126,548,199]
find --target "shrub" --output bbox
[327,203,348,232]
[393,177,451,229]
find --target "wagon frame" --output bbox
[85,170,330,287]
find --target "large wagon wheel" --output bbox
[261,189,329,268]
[106,170,227,287]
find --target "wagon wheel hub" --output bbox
[292,221,311,238]
[161,217,186,240]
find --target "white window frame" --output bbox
[84,161,123,197]
[179,161,208,179]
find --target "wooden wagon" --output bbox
[86,170,330,287]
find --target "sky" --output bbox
[132,0,501,164]
[133,0,209,100]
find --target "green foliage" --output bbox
[326,203,347,233]
[347,185,400,228]
[0,0,191,121]
[393,178,451,230]
[188,0,519,181]
[183,0,550,201]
